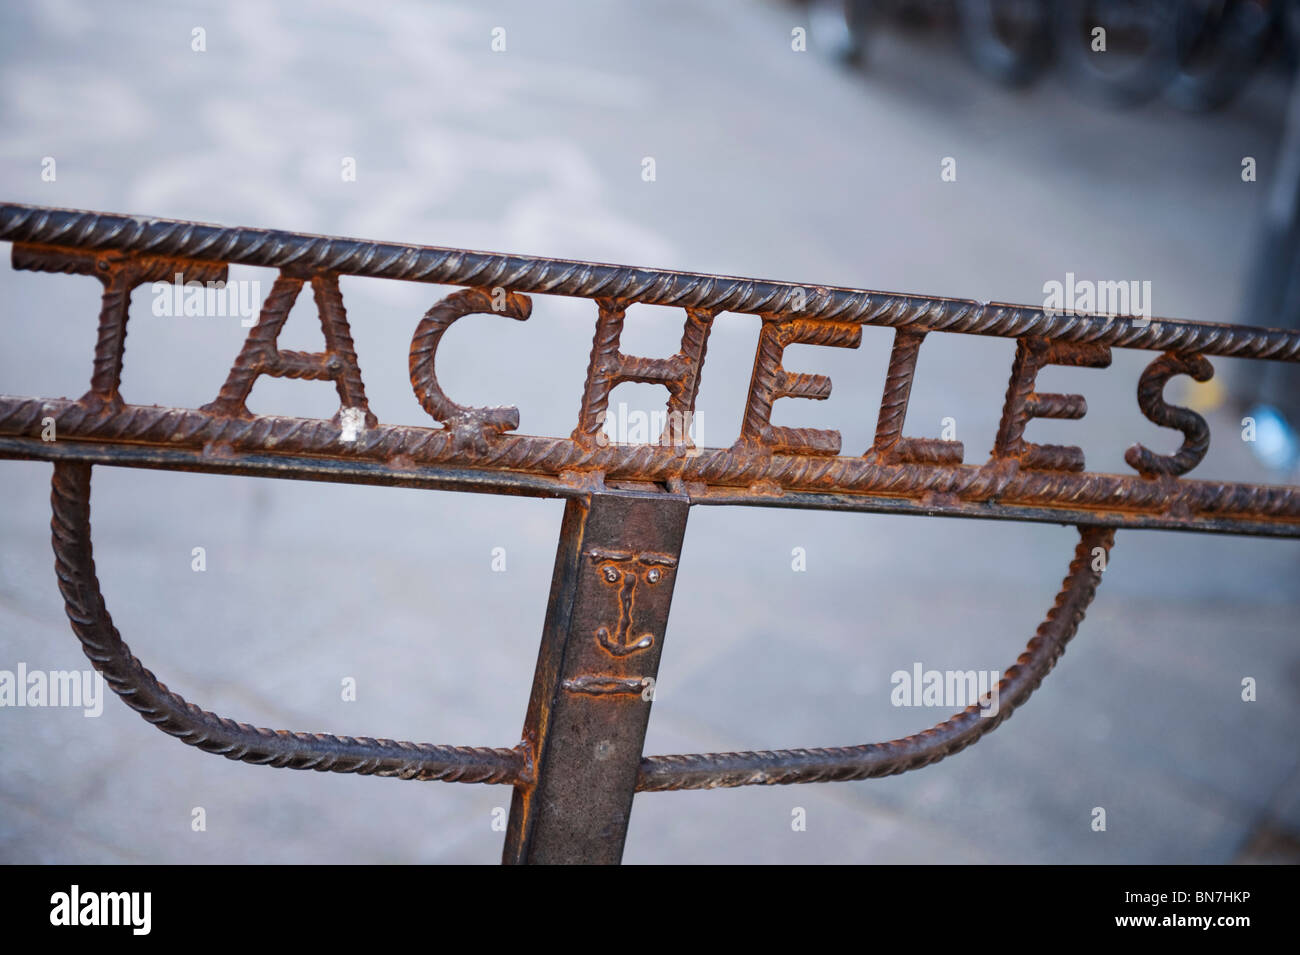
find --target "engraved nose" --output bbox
[597,568,654,656]
[614,570,640,646]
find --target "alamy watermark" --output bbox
[891,662,1000,718]
[1042,272,1151,326]
[596,401,703,456]
[50,885,150,935]
[0,663,104,716]
[151,273,262,326]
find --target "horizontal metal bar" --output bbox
[687,485,1300,538]
[0,435,577,499]
[3,203,1298,358]
[4,432,1298,537]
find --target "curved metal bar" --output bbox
[50,461,524,784]
[636,525,1114,790]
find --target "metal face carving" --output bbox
[587,547,678,656]
[1,203,1297,864]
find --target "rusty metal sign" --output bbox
[2,203,1297,864]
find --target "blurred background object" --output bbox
[809,0,1300,479]
[822,0,1289,112]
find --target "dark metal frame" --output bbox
[2,204,1296,863]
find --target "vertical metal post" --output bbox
[503,488,689,864]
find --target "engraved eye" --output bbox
[646,568,661,584]
[603,566,620,583]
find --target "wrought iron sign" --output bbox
[1,204,1297,864]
